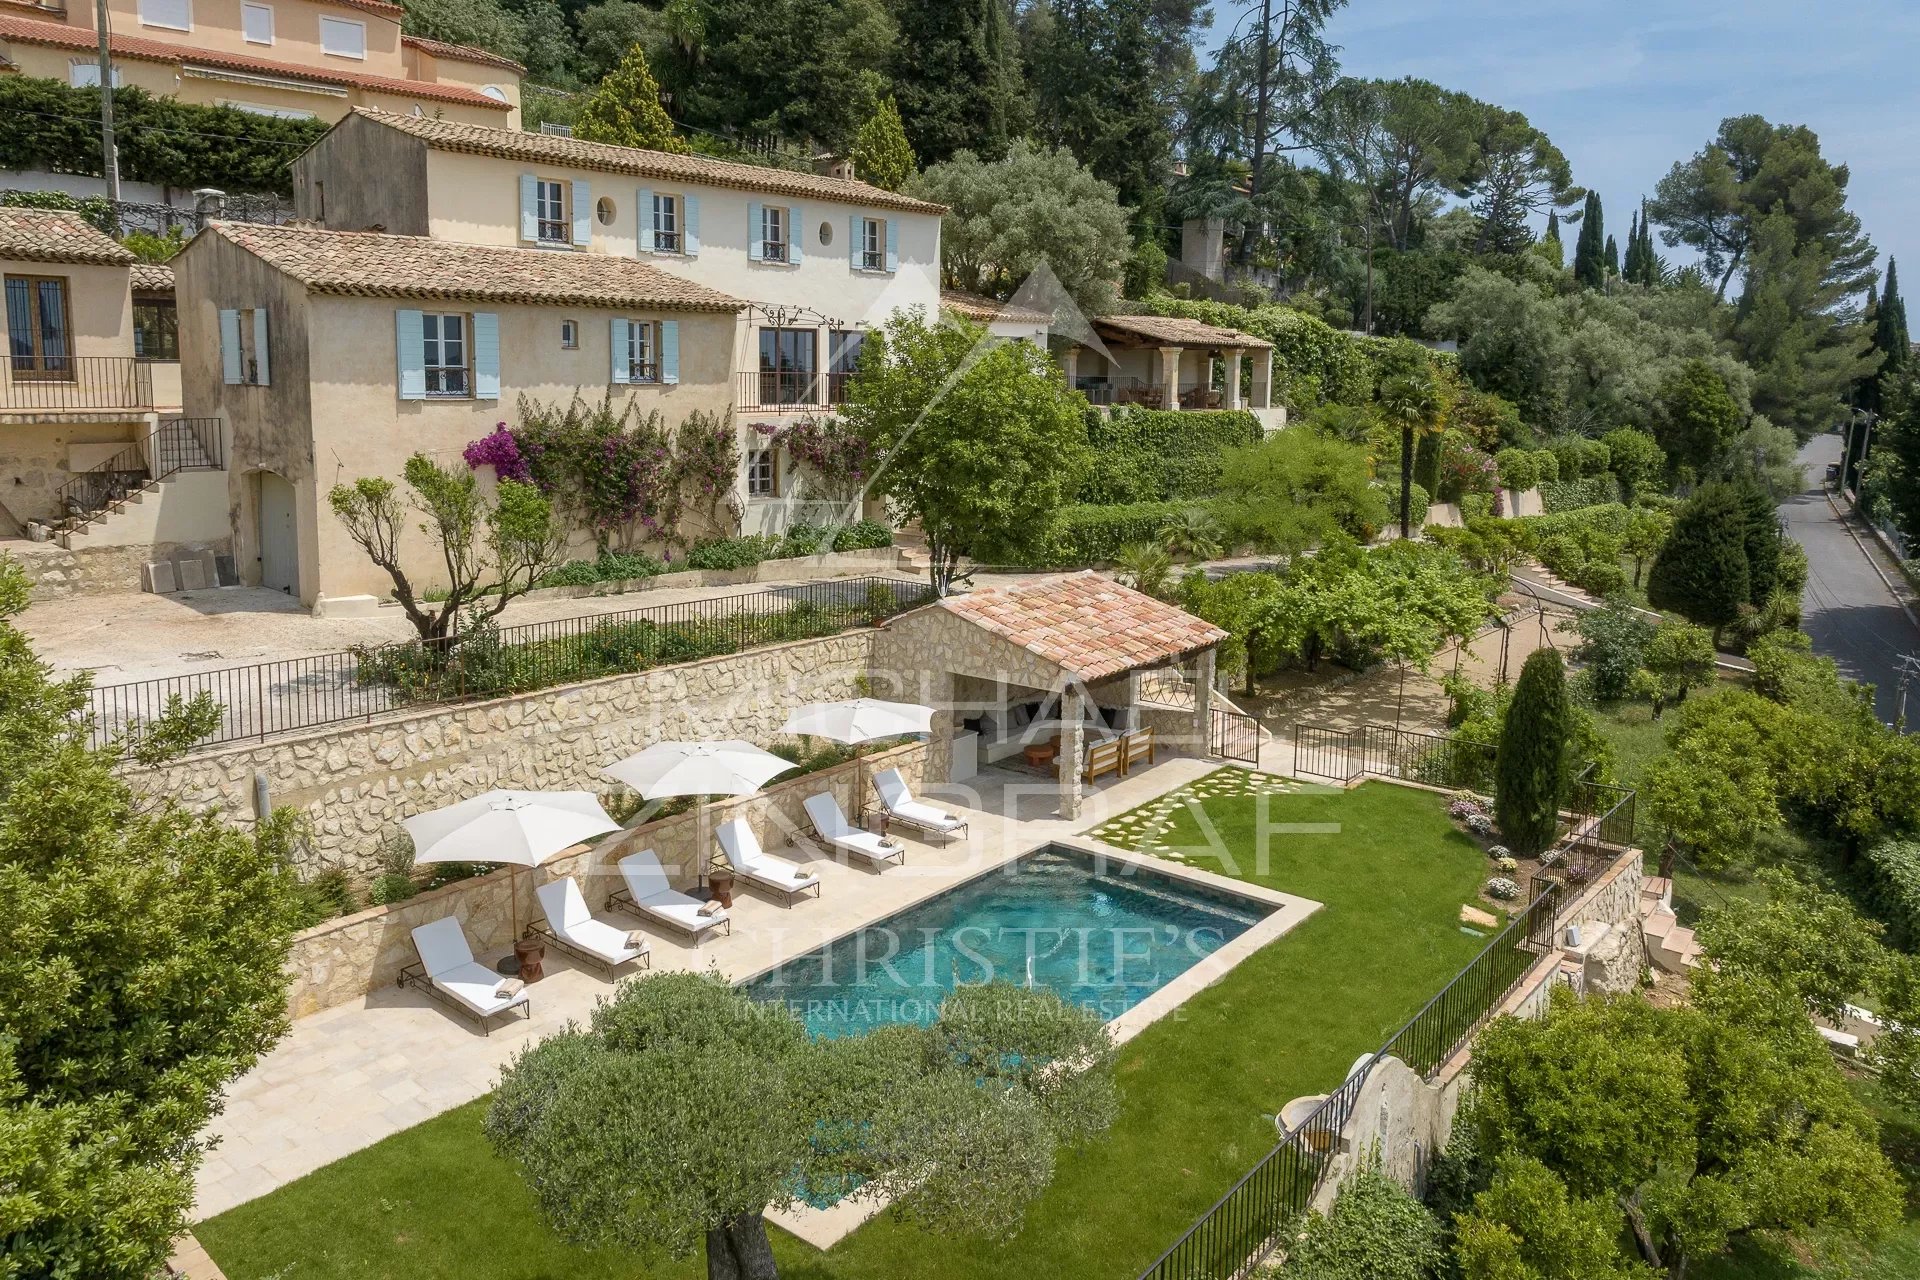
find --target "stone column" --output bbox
[1159,346,1181,410]
[1224,349,1244,409]
[1192,648,1216,757]
[1060,683,1085,819]
[1253,348,1275,410]
[1062,344,1080,390]
[925,670,956,795]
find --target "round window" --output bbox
[818,220,835,247]
[596,197,616,226]
[481,84,509,103]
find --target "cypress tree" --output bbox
[1869,258,1912,413]
[1572,191,1606,289]
[1495,650,1572,857]
[1546,210,1560,242]
[1647,484,1752,637]
[1633,201,1661,285]
[1623,209,1641,281]
[1605,234,1620,276]
[1735,479,1783,606]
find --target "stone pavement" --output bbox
[193,756,1221,1221]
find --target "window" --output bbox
[761,205,787,262]
[233,307,266,385]
[827,329,864,405]
[818,220,834,247]
[757,326,816,405]
[535,178,568,244]
[319,16,365,59]
[860,218,885,271]
[241,2,272,44]
[652,193,680,253]
[746,448,777,499]
[314,181,325,219]
[69,60,124,88]
[422,313,468,396]
[481,85,508,103]
[595,196,615,226]
[139,0,190,30]
[5,276,71,377]
[560,319,578,349]
[133,299,179,361]
[625,320,658,383]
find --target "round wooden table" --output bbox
[513,936,546,983]
[1023,740,1059,770]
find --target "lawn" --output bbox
[196,777,1498,1280]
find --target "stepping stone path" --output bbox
[1088,766,1301,859]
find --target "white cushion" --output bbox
[411,916,477,979]
[804,791,854,839]
[535,877,592,931]
[618,849,675,903]
[433,960,528,1015]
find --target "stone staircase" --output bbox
[56,422,220,549]
[1638,875,1703,973]
[894,519,931,575]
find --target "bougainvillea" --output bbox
[462,424,532,483]
[672,411,740,531]
[1439,442,1498,501]
[752,413,875,499]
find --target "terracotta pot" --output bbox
[708,870,736,908]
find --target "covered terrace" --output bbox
[1062,314,1276,412]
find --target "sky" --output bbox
[1203,0,1920,282]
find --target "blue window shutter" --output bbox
[660,319,679,385]
[571,180,591,245]
[747,202,763,261]
[789,204,804,264]
[219,309,241,384]
[885,218,899,272]
[610,318,631,384]
[849,214,860,269]
[518,173,537,241]
[251,309,270,385]
[472,312,500,400]
[395,309,426,400]
[637,188,653,253]
[684,195,700,256]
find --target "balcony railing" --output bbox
[761,240,791,263]
[0,356,154,412]
[736,370,853,412]
[860,249,886,271]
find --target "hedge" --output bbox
[1540,474,1621,512]
[1865,838,1920,949]
[1077,407,1262,503]
[993,501,1189,568]
[0,78,324,195]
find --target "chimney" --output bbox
[814,154,856,181]
[193,188,227,225]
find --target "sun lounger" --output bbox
[608,848,731,941]
[870,768,969,842]
[804,792,907,869]
[715,818,821,905]
[399,916,531,1034]
[532,877,651,976]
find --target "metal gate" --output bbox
[1210,707,1261,764]
[1291,722,1361,782]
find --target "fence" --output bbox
[0,354,153,410]
[1210,707,1260,764]
[1137,880,1562,1280]
[87,576,930,752]
[1290,721,1497,791]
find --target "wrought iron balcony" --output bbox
[0,356,155,412]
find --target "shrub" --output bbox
[1865,838,1920,949]
[1285,1161,1441,1280]
[369,873,417,905]
[424,862,488,890]
[1496,650,1571,855]
[1495,447,1541,492]
[863,580,898,624]
[1539,473,1621,512]
[1546,435,1611,480]
[1486,876,1521,900]
[287,869,355,929]
[1573,599,1655,700]
[1006,501,1187,567]
[835,519,894,550]
[685,534,780,570]
[538,551,668,587]
[1076,407,1262,504]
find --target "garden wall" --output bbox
[280,740,928,1017]
[129,630,880,877]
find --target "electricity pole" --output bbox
[1896,654,1920,733]
[95,0,120,210]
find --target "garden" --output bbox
[194,779,1499,1280]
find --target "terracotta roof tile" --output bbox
[1093,314,1273,350]
[402,34,526,75]
[0,13,509,111]
[935,571,1226,682]
[130,262,175,292]
[349,108,947,216]
[940,288,1052,325]
[209,223,747,311]
[0,206,134,265]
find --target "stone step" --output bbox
[1642,908,1678,941]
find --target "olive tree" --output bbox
[485,973,1118,1280]
[328,453,566,641]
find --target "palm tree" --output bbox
[1114,543,1174,599]
[1378,374,1439,538]
[1163,507,1225,563]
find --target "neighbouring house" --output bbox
[1061,314,1284,429]
[0,0,520,126]
[288,108,945,535]
[0,207,224,572]
[171,220,745,609]
[938,288,1051,347]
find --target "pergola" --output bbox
[875,573,1228,818]
[1063,315,1277,411]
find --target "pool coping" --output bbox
[765,832,1322,1250]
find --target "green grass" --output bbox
[197,778,1497,1280]
[1590,698,1669,790]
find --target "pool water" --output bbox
[741,844,1271,1039]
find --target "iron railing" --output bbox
[1290,722,1498,792]
[736,370,854,411]
[55,417,223,539]
[0,355,153,410]
[86,575,931,753]
[1137,881,1563,1280]
[1210,706,1260,764]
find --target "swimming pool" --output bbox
[740,843,1274,1038]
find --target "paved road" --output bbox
[1784,434,1920,726]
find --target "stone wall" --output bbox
[8,537,232,601]
[283,740,927,1017]
[1554,846,1648,995]
[130,630,880,877]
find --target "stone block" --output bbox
[144,560,177,595]
[175,558,208,592]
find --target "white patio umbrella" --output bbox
[602,740,798,800]
[402,789,620,943]
[781,699,935,817]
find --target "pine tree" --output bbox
[1495,649,1572,856]
[1647,484,1752,637]
[573,43,689,153]
[1572,190,1605,289]
[849,97,917,191]
[1604,233,1619,277]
